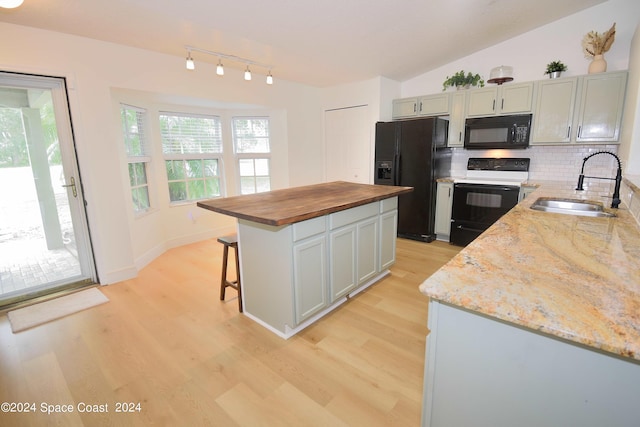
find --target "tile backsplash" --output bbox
[451,144,621,196]
[450,144,621,180]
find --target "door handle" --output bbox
[62,176,77,197]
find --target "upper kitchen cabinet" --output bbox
[531,71,627,145]
[447,92,466,147]
[466,82,534,117]
[531,77,578,143]
[392,94,451,119]
[417,93,450,116]
[575,71,627,143]
[392,97,419,118]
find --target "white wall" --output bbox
[0,22,324,284]
[401,0,640,96]
[618,21,640,176]
[399,0,640,186]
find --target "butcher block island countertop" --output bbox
[197,181,412,225]
[197,181,412,339]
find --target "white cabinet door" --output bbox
[575,71,627,142]
[293,235,328,324]
[500,82,534,114]
[531,78,577,144]
[467,83,534,117]
[518,185,537,202]
[392,97,418,119]
[329,226,356,302]
[434,182,453,241]
[447,92,466,147]
[379,210,397,270]
[418,93,450,116]
[466,87,498,116]
[357,217,379,285]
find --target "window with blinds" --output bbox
[232,117,271,194]
[121,104,151,213]
[159,112,224,202]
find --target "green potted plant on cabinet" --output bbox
[545,60,567,78]
[442,71,485,91]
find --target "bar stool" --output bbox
[217,234,242,312]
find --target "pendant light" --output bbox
[244,66,252,81]
[266,71,273,85]
[216,60,224,76]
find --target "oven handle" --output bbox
[453,224,487,234]
[454,183,520,191]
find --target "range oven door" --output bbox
[450,183,520,246]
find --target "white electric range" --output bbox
[450,158,530,246]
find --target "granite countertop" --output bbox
[197,181,412,226]
[420,181,640,362]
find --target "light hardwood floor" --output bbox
[0,238,460,426]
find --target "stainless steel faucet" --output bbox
[575,151,622,208]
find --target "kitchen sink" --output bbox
[530,197,616,218]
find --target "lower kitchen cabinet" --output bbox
[356,217,379,285]
[379,208,398,270]
[329,226,356,302]
[434,182,453,242]
[422,301,640,427]
[293,235,327,324]
[239,198,398,338]
[518,185,537,202]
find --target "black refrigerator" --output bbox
[374,117,451,242]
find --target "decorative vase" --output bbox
[456,84,470,90]
[548,71,562,79]
[588,54,607,74]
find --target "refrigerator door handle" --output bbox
[393,153,401,185]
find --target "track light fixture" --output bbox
[184,45,274,84]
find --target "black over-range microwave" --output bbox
[464,114,532,149]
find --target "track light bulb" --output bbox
[0,0,24,8]
[186,52,195,70]
[244,66,252,81]
[216,60,224,76]
[266,71,273,85]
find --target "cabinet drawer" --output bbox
[330,203,378,230]
[380,197,398,213]
[293,217,326,241]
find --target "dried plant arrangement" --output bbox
[582,23,616,57]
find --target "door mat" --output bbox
[7,287,109,333]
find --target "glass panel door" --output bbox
[0,72,96,307]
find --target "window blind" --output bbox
[160,112,222,154]
[232,117,270,153]
[121,104,149,158]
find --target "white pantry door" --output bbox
[0,72,96,307]
[324,105,371,184]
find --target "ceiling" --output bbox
[1,0,607,87]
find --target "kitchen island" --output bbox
[198,181,412,338]
[419,182,640,427]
